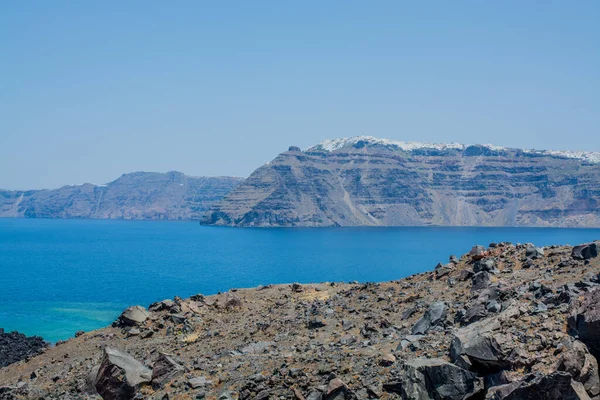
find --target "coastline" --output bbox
[1,240,599,399]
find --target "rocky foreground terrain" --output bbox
[203,136,600,227]
[0,172,242,220]
[1,240,600,399]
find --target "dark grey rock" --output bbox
[411,302,447,335]
[385,358,483,400]
[397,335,423,352]
[488,372,590,400]
[0,329,46,369]
[525,245,544,259]
[308,318,327,329]
[569,288,600,359]
[151,353,184,388]
[572,243,599,260]
[558,340,600,397]
[435,263,454,279]
[487,301,502,313]
[401,307,418,320]
[450,317,514,373]
[453,355,472,371]
[484,370,512,390]
[458,270,474,282]
[471,272,492,292]
[461,303,488,325]
[474,259,496,273]
[170,313,187,325]
[93,347,152,400]
[148,299,177,312]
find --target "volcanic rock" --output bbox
[116,306,150,326]
[151,352,185,388]
[387,358,483,400]
[488,371,590,400]
[569,288,600,359]
[93,347,152,400]
[0,329,46,368]
[411,302,447,335]
[572,243,599,260]
[557,339,600,397]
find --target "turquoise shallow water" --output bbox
[1,219,599,342]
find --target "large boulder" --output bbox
[151,353,185,388]
[450,315,518,374]
[93,347,152,400]
[487,372,590,400]
[569,288,600,359]
[116,306,150,326]
[384,358,483,400]
[411,302,447,335]
[572,243,599,260]
[557,339,600,397]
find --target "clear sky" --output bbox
[1,1,598,189]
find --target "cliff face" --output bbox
[0,172,243,220]
[202,137,600,227]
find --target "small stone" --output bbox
[308,317,327,329]
[188,376,212,389]
[379,353,396,366]
[487,301,502,313]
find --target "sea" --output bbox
[1,218,599,342]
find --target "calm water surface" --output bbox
[1,219,599,342]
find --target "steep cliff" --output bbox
[202,136,600,227]
[0,172,242,220]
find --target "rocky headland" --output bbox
[202,136,600,227]
[0,172,242,220]
[1,240,600,399]
[0,330,46,370]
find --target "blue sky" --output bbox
[1,1,598,189]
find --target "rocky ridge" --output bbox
[202,136,600,227]
[0,172,242,220]
[1,240,600,399]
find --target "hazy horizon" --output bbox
[2,2,599,190]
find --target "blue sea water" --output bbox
[1,218,599,342]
